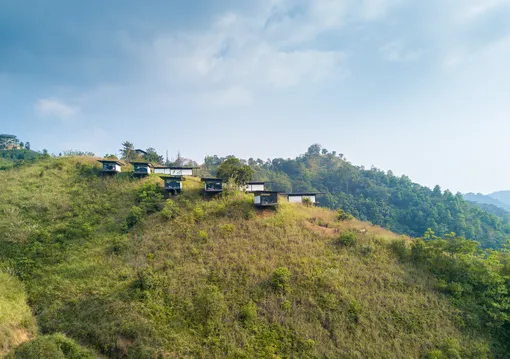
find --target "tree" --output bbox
[145,147,164,164]
[217,157,254,186]
[119,141,136,162]
[25,142,31,150]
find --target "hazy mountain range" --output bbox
[464,191,510,213]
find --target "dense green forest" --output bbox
[204,145,510,248]
[1,156,510,358]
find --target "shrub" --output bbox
[219,224,235,237]
[347,298,363,324]
[335,232,357,247]
[239,301,258,326]
[136,183,165,214]
[6,334,94,359]
[193,207,204,222]
[302,197,313,207]
[336,209,353,221]
[198,230,209,242]
[360,244,375,257]
[428,350,445,359]
[125,206,144,230]
[160,200,180,220]
[193,285,227,331]
[271,267,292,294]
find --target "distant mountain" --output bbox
[489,191,510,208]
[464,192,510,211]
[464,192,510,212]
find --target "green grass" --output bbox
[0,157,499,358]
[0,271,36,356]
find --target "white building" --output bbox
[244,182,266,192]
[98,160,123,174]
[254,191,279,207]
[287,193,319,204]
[154,166,197,176]
[132,162,153,176]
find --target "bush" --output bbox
[239,301,258,326]
[219,224,235,237]
[160,200,180,220]
[193,207,204,222]
[125,206,144,230]
[6,334,94,359]
[335,232,357,247]
[336,209,353,221]
[198,230,209,242]
[271,267,291,294]
[302,197,313,207]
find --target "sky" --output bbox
[1,0,510,194]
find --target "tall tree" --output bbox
[119,141,136,162]
[217,157,255,186]
[145,147,164,164]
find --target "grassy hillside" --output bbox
[204,146,510,248]
[0,272,36,356]
[0,157,507,358]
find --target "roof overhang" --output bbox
[98,160,124,166]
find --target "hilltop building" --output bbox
[135,149,147,158]
[287,193,321,205]
[132,162,154,177]
[154,166,198,176]
[244,182,266,192]
[98,159,124,174]
[160,175,185,196]
[201,178,224,195]
[254,191,279,208]
[0,134,20,150]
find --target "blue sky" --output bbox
[1,0,510,194]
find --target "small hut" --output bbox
[135,149,147,158]
[132,162,154,177]
[287,193,321,205]
[98,160,124,174]
[154,166,198,176]
[244,181,266,192]
[160,175,185,196]
[201,178,224,195]
[254,191,279,208]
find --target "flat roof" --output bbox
[287,192,323,196]
[98,160,124,166]
[153,166,199,169]
[135,149,147,154]
[254,191,279,194]
[0,134,17,138]
[160,175,185,181]
[201,177,225,182]
[131,161,154,167]
[247,181,266,185]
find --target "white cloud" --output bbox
[35,98,80,119]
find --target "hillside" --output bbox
[1,157,509,358]
[463,193,510,213]
[204,146,510,248]
[488,191,510,209]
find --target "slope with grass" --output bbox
[0,157,507,358]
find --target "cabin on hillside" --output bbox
[244,181,266,192]
[254,191,279,208]
[160,175,185,196]
[132,162,154,177]
[154,166,198,176]
[287,193,322,205]
[135,149,147,158]
[98,160,124,174]
[201,178,224,195]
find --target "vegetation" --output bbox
[0,150,43,171]
[204,145,510,248]
[1,156,510,358]
[216,156,255,186]
[0,272,36,356]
